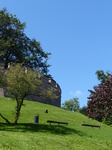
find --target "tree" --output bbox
[2,63,58,125]
[86,77,112,124]
[79,106,86,115]
[0,8,51,75]
[4,63,42,124]
[62,98,79,111]
[95,70,111,83]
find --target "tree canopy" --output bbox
[95,70,111,83]
[4,63,42,124]
[0,8,51,75]
[62,98,79,111]
[86,74,112,125]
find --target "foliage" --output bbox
[44,87,58,101]
[0,8,51,75]
[2,63,58,124]
[102,117,112,126]
[95,70,111,83]
[79,106,87,115]
[62,98,79,111]
[4,63,42,124]
[86,76,112,124]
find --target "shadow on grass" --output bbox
[0,122,86,136]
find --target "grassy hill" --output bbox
[0,97,112,150]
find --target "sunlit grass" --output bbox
[0,97,112,150]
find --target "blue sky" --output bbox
[1,0,112,107]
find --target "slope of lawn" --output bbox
[0,97,112,150]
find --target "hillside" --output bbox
[0,97,112,150]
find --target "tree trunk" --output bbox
[14,109,20,125]
[14,99,23,125]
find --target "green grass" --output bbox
[0,97,112,150]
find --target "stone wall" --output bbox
[0,88,4,96]
[0,62,61,107]
[26,76,61,107]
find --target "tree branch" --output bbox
[0,113,10,124]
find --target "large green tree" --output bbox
[0,8,50,75]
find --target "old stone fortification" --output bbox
[0,62,61,107]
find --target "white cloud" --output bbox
[75,90,82,96]
[70,90,83,97]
